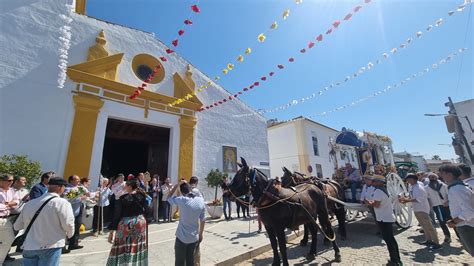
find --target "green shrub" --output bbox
[205,168,228,202]
[0,155,42,188]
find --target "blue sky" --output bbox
[87,0,473,160]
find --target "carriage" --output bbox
[329,129,413,228]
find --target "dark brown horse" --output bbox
[229,158,341,266]
[281,167,347,245]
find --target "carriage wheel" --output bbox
[386,173,412,228]
[345,209,358,221]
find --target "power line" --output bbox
[455,3,472,96]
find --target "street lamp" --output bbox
[424,113,473,132]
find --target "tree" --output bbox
[0,155,42,188]
[205,169,228,204]
[431,155,442,160]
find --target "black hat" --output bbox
[405,174,418,180]
[48,177,69,186]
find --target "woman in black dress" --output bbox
[107,179,148,265]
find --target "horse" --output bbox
[229,158,341,265]
[281,167,347,245]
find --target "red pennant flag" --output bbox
[277,65,284,69]
[160,56,167,62]
[308,41,315,48]
[261,77,267,81]
[166,48,174,54]
[269,72,275,76]
[218,101,223,104]
[234,94,238,97]
[229,96,233,100]
[191,5,200,13]
[333,21,341,28]
[254,82,259,86]
[178,30,185,36]
[249,85,254,89]
[326,28,333,35]
[223,99,227,102]
[354,6,362,12]
[344,13,353,20]
[238,92,242,95]
[206,106,210,109]
[184,19,193,25]
[316,34,323,42]
[243,88,248,91]
[172,39,179,47]
[288,57,295,62]
[300,49,306,53]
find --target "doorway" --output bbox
[100,119,170,180]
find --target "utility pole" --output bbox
[446,97,474,165]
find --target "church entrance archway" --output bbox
[100,118,170,180]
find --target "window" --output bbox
[312,136,319,156]
[136,65,153,81]
[316,164,323,178]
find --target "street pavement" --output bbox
[5,212,287,265]
[238,216,474,265]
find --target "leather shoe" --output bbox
[68,245,84,250]
[62,248,71,254]
[5,255,15,262]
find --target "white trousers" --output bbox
[0,218,15,263]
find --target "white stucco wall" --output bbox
[0,0,269,200]
[268,123,300,178]
[302,120,339,178]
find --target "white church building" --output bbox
[0,0,269,199]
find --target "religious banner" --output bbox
[223,146,238,173]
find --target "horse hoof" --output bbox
[300,240,308,247]
[335,254,342,263]
[306,253,315,261]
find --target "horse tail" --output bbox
[316,199,337,242]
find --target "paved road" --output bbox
[238,217,473,265]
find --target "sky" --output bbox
[87,0,473,160]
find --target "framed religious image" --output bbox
[223,146,237,173]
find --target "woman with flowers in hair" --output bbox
[107,179,148,265]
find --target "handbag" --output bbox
[12,196,57,250]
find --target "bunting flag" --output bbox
[57,1,74,89]
[249,2,471,115]
[310,48,466,117]
[197,0,373,111]
[169,0,307,106]
[130,2,201,99]
[236,48,466,120]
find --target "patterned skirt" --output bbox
[107,215,148,266]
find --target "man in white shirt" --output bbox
[425,173,451,243]
[439,165,474,256]
[459,164,474,189]
[360,176,379,234]
[367,175,401,265]
[14,177,75,266]
[0,174,19,263]
[400,174,442,250]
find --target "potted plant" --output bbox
[205,169,227,219]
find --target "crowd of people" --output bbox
[359,163,474,265]
[0,171,207,266]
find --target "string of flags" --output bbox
[311,48,467,117]
[169,0,306,106]
[261,48,466,122]
[240,1,472,116]
[197,0,373,112]
[130,2,201,99]
[57,1,74,89]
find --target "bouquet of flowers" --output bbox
[65,186,86,200]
